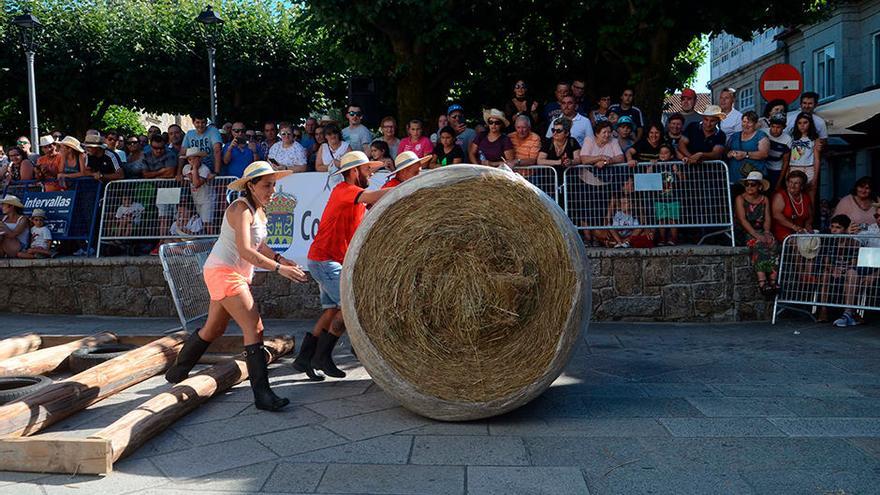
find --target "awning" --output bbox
[816,88,880,135]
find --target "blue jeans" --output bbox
[308,259,343,309]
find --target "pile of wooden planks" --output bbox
[0,332,294,475]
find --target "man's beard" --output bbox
[358,172,369,188]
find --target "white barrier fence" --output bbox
[159,239,215,330]
[773,233,880,323]
[512,166,559,203]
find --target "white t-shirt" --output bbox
[268,141,307,169]
[546,112,594,146]
[719,108,743,136]
[789,137,816,167]
[170,215,204,237]
[30,225,52,249]
[322,141,351,188]
[785,111,828,139]
[182,163,214,205]
[115,203,146,223]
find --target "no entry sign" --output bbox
[760,64,803,104]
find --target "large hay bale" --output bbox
[341,165,590,421]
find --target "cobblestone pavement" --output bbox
[0,314,879,494]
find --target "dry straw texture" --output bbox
[350,173,577,404]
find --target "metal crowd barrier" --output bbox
[562,160,734,245]
[159,239,216,331]
[512,166,559,203]
[3,178,103,253]
[773,233,880,324]
[97,177,236,256]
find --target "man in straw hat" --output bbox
[293,151,390,380]
[678,104,728,165]
[35,135,63,192]
[545,95,594,146]
[382,151,431,189]
[165,161,309,412]
[83,134,124,183]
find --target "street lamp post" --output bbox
[196,6,224,124]
[12,12,42,149]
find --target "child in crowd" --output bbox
[817,214,864,327]
[594,192,651,248]
[114,194,145,238]
[170,205,203,238]
[182,147,216,234]
[369,140,394,171]
[652,143,683,246]
[17,209,52,259]
[397,119,433,158]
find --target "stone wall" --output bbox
[0,246,770,321]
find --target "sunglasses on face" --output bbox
[552,128,565,134]
[348,111,362,117]
[17,140,28,145]
[232,128,244,133]
[514,84,526,89]
[151,145,164,150]
[279,132,291,136]
[745,182,759,188]
[488,120,503,126]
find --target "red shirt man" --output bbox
[380,151,429,190]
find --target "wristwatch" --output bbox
[745,152,750,159]
[274,262,280,273]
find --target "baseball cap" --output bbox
[681,88,697,99]
[447,104,464,115]
[769,112,787,125]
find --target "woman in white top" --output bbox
[0,195,29,257]
[789,111,821,205]
[315,124,351,186]
[164,161,308,412]
[268,125,308,173]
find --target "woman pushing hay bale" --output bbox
[341,164,590,421]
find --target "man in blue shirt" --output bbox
[222,122,259,177]
[180,114,223,174]
[342,105,373,153]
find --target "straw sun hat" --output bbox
[38,135,55,148]
[0,195,24,209]
[58,136,84,153]
[482,108,509,128]
[227,161,293,191]
[699,105,728,120]
[390,151,432,176]
[330,151,385,177]
[740,171,770,192]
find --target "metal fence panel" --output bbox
[97,177,236,256]
[774,233,880,323]
[562,160,734,240]
[512,166,559,203]
[159,239,216,330]
[4,178,102,247]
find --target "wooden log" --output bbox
[93,335,295,463]
[0,332,117,376]
[0,437,111,475]
[0,332,186,438]
[0,333,41,360]
[39,334,245,354]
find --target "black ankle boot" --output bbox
[292,333,325,381]
[245,343,289,412]
[310,331,346,378]
[165,330,211,383]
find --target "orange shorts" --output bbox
[203,266,252,301]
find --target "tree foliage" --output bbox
[99,105,145,137]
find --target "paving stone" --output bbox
[848,438,880,460]
[322,407,429,441]
[317,464,464,495]
[659,418,787,437]
[283,435,413,465]
[490,417,668,437]
[774,397,880,417]
[399,421,489,436]
[172,406,324,445]
[37,457,166,495]
[0,472,47,488]
[639,383,723,398]
[410,435,528,466]
[525,437,656,480]
[127,429,194,460]
[685,397,795,417]
[173,462,276,492]
[150,437,276,480]
[173,400,253,426]
[0,483,44,495]
[256,425,348,457]
[588,466,754,495]
[573,397,703,418]
[768,417,880,437]
[742,469,879,495]
[711,383,864,398]
[261,462,326,493]
[468,466,589,495]
[304,391,399,419]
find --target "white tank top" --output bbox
[204,198,267,278]
[3,216,29,247]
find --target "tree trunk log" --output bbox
[93,335,295,462]
[0,332,117,377]
[0,334,42,361]
[0,333,186,438]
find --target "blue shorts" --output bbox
[308,259,342,309]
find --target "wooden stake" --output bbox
[0,332,117,376]
[0,333,41,360]
[0,333,186,438]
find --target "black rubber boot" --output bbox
[245,343,290,411]
[311,331,346,378]
[165,330,211,383]
[292,333,325,381]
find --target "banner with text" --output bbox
[23,191,76,236]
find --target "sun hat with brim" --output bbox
[797,235,821,260]
[699,105,727,120]
[38,135,55,148]
[228,161,293,191]
[82,135,106,148]
[740,171,770,192]
[330,151,385,177]
[0,195,24,209]
[31,209,46,218]
[390,151,432,176]
[58,136,84,153]
[185,146,207,159]
[482,108,510,128]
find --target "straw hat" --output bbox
[31,208,46,218]
[699,105,727,120]
[184,146,207,159]
[330,151,385,177]
[796,235,821,260]
[390,151,432,176]
[57,136,84,153]
[740,171,770,192]
[38,135,55,148]
[82,135,106,148]
[482,108,510,128]
[227,161,293,191]
[0,195,24,209]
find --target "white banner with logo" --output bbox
[264,171,388,269]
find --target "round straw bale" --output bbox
[341,165,590,421]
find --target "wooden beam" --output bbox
[0,333,41,360]
[93,335,295,463]
[0,437,111,475]
[39,334,246,354]
[0,333,186,438]
[0,332,117,376]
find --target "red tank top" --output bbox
[772,191,812,242]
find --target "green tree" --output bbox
[99,105,146,137]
